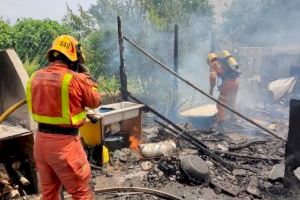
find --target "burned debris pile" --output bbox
[0,121,37,200]
[91,109,298,200]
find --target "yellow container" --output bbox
[79,120,102,146]
[102,145,110,165]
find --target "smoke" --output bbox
[210,0,300,115]
[119,13,214,121]
[87,0,299,126]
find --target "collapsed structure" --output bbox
[0,18,299,200]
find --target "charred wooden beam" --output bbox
[12,161,30,186]
[228,139,268,151]
[117,16,128,101]
[212,150,283,162]
[172,24,179,112]
[285,99,300,186]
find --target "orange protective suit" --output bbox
[209,60,239,122]
[26,61,101,200]
[34,133,93,200]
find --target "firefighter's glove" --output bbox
[209,88,214,96]
[86,113,99,124]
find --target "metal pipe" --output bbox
[123,36,285,141]
[64,187,181,200]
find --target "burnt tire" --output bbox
[180,155,209,183]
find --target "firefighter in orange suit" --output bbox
[26,35,101,200]
[207,50,240,130]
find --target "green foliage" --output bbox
[13,18,74,66]
[89,0,213,31]
[0,19,14,49]
[98,75,120,102]
[82,30,113,78]
[89,0,145,30]
[142,0,213,30]
[23,57,39,76]
[62,4,95,38]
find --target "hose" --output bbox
[64,186,181,200]
[93,187,181,200]
[0,99,27,123]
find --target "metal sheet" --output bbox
[0,124,32,141]
[180,104,217,117]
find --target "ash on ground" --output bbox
[91,113,299,200]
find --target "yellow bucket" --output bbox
[102,145,109,165]
[79,120,102,146]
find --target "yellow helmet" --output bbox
[219,50,231,58]
[207,52,218,64]
[219,50,239,69]
[47,35,83,63]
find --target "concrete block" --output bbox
[269,163,285,181]
[293,167,300,181]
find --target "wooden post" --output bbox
[172,24,179,111]
[118,16,128,101]
[285,99,300,187]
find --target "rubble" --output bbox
[268,163,285,181]
[89,115,298,199]
[293,167,300,181]
[232,169,247,176]
[210,179,240,196]
[113,150,128,162]
[180,155,209,182]
[141,161,153,171]
[0,163,21,199]
[246,177,261,198]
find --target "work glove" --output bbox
[86,109,99,123]
[209,88,214,96]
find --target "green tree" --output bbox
[13,18,73,66]
[89,0,213,31]
[62,4,95,38]
[81,30,114,78]
[0,18,14,49]
[141,0,213,30]
[62,4,115,78]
